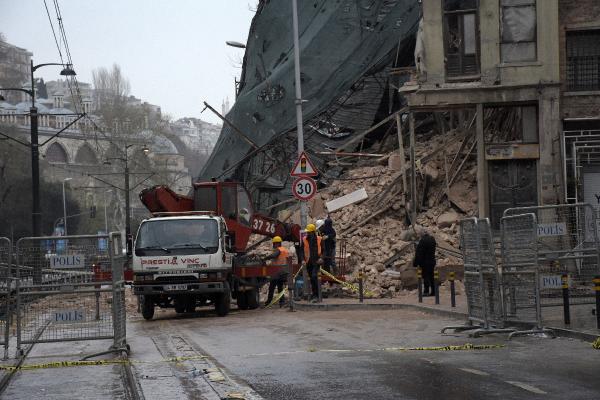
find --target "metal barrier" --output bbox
[470,218,515,337]
[442,218,484,333]
[500,213,553,338]
[110,232,127,351]
[14,233,128,357]
[0,237,11,359]
[442,218,512,336]
[504,204,600,307]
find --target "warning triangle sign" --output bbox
[290,151,318,177]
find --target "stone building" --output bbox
[558,0,600,207]
[0,81,192,236]
[404,0,562,228]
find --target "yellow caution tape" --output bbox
[320,267,375,297]
[592,337,600,350]
[242,343,505,358]
[0,355,207,371]
[265,287,288,309]
[386,343,505,352]
[265,264,305,308]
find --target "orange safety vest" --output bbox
[272,246,290,267]
[303,235,322,262]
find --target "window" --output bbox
[566,30,600,92]
[484,106,538,143]
[444,0,480,78]
[500,0,537,63]
[221,186,237,220]
[195,186,217,213]
[237,186,253,227]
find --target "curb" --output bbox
[548,326,600,342]
[293,301,468,320]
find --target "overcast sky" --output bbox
[0,1,256,125]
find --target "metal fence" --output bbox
[443,218,511,336]
[14,233,127,357]
[110,232,127,350]
[460,218,487,327]
[500,213,542,328]
[448,208,596,338]
[504,204,600,306]
[0,237,11,359]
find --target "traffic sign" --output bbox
[290,151,318,177]
[292,177,317,201]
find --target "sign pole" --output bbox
[292,0,307,231]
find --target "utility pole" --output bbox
[292,0,307,230]
[124,150,132,255]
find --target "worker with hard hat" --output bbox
[263,235,289,307]
[302,223,322,302]
[319,216,337,275]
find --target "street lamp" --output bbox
[0,61,76,237]
[225,41,246,49]
[104,189,112,233]
[62,177,72,235]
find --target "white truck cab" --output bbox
[132,214,234,320]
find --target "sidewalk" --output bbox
[294,290,468,318]
[1,339,128,399]
[294,289,600,341]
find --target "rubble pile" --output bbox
[312,128,475,298]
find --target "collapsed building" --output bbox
[199,0,421,209]
[202,1,600,296]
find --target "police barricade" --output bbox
[0,237,11,359]
[442,218,510,336]
[110,232,127,350]
[15,234,128,357]
[470,218,515,337]
[500,213,553,338]
[442,218,488,333]
[503,204,600,328]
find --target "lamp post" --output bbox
[0,61,75,236]
[104,189,112,233]
[62,178,72,235]
[226,40,246,97]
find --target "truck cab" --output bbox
[132,213,234,320]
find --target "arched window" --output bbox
[75,143,99,165]
[46,142,68,164]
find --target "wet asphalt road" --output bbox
[129,306,600,400]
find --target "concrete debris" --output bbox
[325,188,369,213]
[317,127,473,298]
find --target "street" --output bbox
[126,307,600,400]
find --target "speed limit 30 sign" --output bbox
[292,177,317,201]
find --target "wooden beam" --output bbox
[396,113,407,192]
[409,112,417,226]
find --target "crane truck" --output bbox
[133,181,302,320]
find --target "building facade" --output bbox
[406,0,562,228]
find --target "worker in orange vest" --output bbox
[263,236,289,307]
[302,223,322,302]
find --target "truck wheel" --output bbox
[237,291,249,310]
[215,283,231,317]
[174,297,186,314]
[185,297,196,313]
[246,288,260,310]
[141,296,154,320]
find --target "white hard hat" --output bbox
[316,219,325,229]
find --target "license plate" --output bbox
[165,284,187,291]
